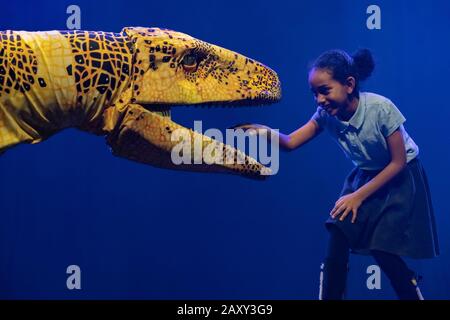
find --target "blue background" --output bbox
[0,0,449,299]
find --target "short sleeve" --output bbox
[311,106,327,130]
[379,100,406,137]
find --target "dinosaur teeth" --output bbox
[185,98,276,109]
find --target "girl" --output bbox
[236,49,439,300]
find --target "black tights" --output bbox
[320,226,423,300]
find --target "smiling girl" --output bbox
[235,49,439,300]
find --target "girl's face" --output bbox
[308,68,355,117]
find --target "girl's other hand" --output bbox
[330,192,364,223]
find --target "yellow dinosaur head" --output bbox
[122,27,281,106]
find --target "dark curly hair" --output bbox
[310,48,375,98]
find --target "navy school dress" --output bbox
[327,157,439,258]
[312,92,439,259]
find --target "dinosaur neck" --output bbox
[0,30,134,152]
[58,30,134,134]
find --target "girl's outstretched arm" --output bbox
[233,119,322,151]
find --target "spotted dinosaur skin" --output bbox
[0,27,281,178]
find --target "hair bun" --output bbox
[352,48,375,81]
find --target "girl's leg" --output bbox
[371,250,423,300]
[320,225,350,300]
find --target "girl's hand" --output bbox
[330,192,364,223]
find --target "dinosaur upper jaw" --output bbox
[145,99,278,112]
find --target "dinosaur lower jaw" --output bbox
[142,100,277,178]
[168,117,272,179]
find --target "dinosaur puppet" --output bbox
[0,27,281,178]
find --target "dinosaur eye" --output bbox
[181,53,199,72]
[182,54,197,66]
